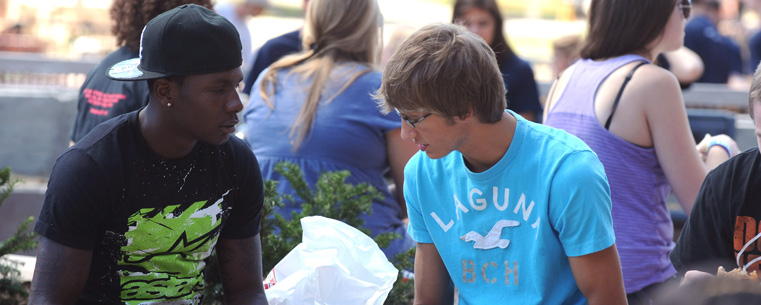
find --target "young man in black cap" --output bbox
[29,4,268,304]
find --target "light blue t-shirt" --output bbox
[405,112,615,304]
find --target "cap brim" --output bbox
[106,58,171,81]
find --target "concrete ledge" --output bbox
[0,88,77,176]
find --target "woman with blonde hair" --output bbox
[242,0,417,258]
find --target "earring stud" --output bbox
[167,102,173,107]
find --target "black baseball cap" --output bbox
[107,4,242,81]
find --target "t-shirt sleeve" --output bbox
[670,170,734,274]
[34,149,110,250]
[219,139,263,239]
[404,153,433,244]
[549,150,615,257]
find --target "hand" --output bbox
[696,134,739,159]
[695,133,711,162]
[681,270,714,286]
[709,134,740,157]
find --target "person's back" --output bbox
[546,55,676,293]
[242,0,417,259]
[544,0,738,303]
[70,46,148,143]
[245,65,414,257]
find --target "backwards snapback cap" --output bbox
[107,4,242,81]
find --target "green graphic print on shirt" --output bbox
[118,192,229,304]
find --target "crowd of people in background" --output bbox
[33,0,761,303]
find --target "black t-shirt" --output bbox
[670,147,761,275]
[70,46,150,143]
[36,110,263,304]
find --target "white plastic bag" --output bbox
[263,216,399,305]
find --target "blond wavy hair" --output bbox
[258,0,382,150]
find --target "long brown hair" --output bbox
[580,0,676,60]
[258,0,382,150]
[110,0,213,51]
[452,0,514,63]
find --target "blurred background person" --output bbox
[543,0,739,303]
[452,0,543,122]
[743,0,761,74]
[68,0,213,146]
[551,33,581,79]
[685,0,746,84]
[381,25,416,70]
[242,0,308,97]
[214,0,269,75]
[243,0,418,259]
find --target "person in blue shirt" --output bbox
[684,0,745,84]
[243,0,418,259]
[744,0,761,73]
[376,23,626,304]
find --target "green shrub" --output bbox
[0,167,38,304]
[203,161,415,304]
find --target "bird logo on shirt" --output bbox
[460,220,520,250]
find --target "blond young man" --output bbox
[375,23,627,304]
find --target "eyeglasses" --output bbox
[395,108,432,128]
[679,0,692,19]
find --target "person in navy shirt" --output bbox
[684,0,744,83]
[452,0,542,122]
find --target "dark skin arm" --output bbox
[215,234,268,305]
[28,236,92,305]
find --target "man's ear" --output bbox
[458,108,474,122]
[153,78,174,107]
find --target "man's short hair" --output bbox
[376,23,506,124]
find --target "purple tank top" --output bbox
[545,54,676,293]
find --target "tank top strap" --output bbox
[548,54,651,118]
[604,61,648,129]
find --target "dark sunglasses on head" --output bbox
[679,0,692,19]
